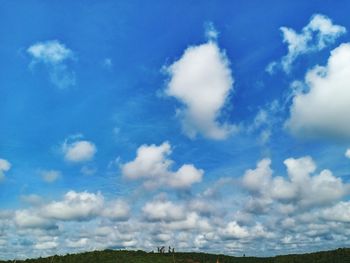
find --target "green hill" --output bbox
[2,248,350,263]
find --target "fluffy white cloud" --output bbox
[0,158,11,181]
[39,169,61,183]
[286,43,350,138]
[27,40,73,64]
[142,199,186,222]
[168,164,203,188]
[3,178,350,258]
[166,212,211,232]
[62,136,97,163]
[122,142,203,189]
[269,14,346,73]
[242,158,272,193]
[220,221,249,240]
[219,221,273,241]
[242,156,348,209]
[321,201,350,223]
[122,142,172,180]
[42,191,104,221]
[27,40,76,89]
[165,36,235,139]
[102,200,130,221]
[14,210,56,230]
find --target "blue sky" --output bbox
[1,0,350,259]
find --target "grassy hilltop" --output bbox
[1,248,350,263]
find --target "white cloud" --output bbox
[242,158,273,193]
[270,14,346,73]
[42,191,104,221]
[167,212,211,232]
[3,178,350,258]
[39,169,61,183]
[122,142,172,180]
[165,35,235,139]
[27,40,76,89]
[168,164,204,188]
[27,40,73,64]
[62,136,97,163]
[242,156,348,209]
[142,199,186,222]
[122,142,203,189]
[34,241,58,250]
[286,43,350,138]
[345,149,350,159]
[322,201,350,223]
[14,210,56,230]
[102,200,130,221]
[66,238,89,248]
[220,221,249,240]
[0,158,11,181]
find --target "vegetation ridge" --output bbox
[2,248,350,263]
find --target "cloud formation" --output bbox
[62,135,97,163]
[0,158,11,181]
[242,156,349,210]
[165,32,235,139]
[122,142,203,189]
[39,169,61,183]
[1,156,350,260]
[42,191,104,221]
[268,14,346,73]
[286,43,350,139]
[27,40,76,89]
[142,199,186,222]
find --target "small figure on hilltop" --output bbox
[168,246,172,253]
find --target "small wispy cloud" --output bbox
[268,14,346,74]
[38,169,61,183]
[0,158,11,182]
[27,40,76,89]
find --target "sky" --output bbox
[1,0,350,259]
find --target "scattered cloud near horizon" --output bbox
[1,155,350,258]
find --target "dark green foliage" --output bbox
[1,248,349,263]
